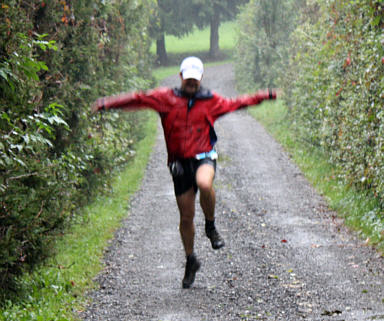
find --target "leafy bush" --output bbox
[235,0,384,242]
[283,0,384,205]
[0,0,154,300]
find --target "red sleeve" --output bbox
[96,87,170,113]
[210,90,276,120]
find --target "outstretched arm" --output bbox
[91,88,170,113]
[210,89,277,120]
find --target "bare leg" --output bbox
[196,164,216,220]
[196,163,225,249]
[176,187,196,256]
[176,187,201,288]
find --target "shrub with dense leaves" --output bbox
[0,0,154,299]
[283,0,384,204]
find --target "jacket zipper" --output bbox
[183,98,191,157]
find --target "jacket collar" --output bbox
[173,86,213,99]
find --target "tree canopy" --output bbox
[150,0,196,64]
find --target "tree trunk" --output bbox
[209,9,220,59]
[156,34,168,65]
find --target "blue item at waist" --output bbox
[195,149,218,160]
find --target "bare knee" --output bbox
[196,164,215,193]
[197,177,213,193]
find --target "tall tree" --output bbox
[190,0,249,58]
[150,0,195,64]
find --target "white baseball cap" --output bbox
[180,56,204,81]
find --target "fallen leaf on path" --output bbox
[321,310,342,316]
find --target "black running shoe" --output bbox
[206,228,225,250]
[182,254,201,289]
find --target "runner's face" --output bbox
[180,75,201,96]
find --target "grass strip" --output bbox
[249,101,384,252]
[0,111,158,321]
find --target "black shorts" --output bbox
[169,158,216,196]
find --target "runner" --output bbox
[91,56,277,288]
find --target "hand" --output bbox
[268,88,283,99]
[91,97,104,113]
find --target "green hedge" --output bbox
[283,0,384,204]
[236,0,384,205]
[0,0,154,300]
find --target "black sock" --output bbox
[186,253,196,263]
[205,219,215,234]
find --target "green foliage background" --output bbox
[1,0,383,310]
[0,0,154,298]
[284,0,384,204]
[235,0,304,91]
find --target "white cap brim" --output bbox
[182,69,203,81]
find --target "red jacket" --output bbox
[97,87,276,163]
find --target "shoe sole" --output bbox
[212,241,225,250]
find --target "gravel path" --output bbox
[81,64,384,321]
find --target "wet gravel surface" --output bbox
[81,64,384,321]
